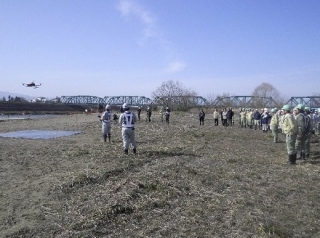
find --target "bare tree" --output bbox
[205,93,216,108]
[252,82,284,108]
[152,80,197,110]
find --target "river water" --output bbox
[0,114,82,139]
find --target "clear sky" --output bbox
[0,0,319,100]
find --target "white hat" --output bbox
[105,105,110,110]
[123,103,130,110]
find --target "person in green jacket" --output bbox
[281,105,298,164]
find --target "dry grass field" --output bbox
[1,110,320,238]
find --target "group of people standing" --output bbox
[100,103,138,155]
[100,104,171,155]
[208,105,319,164]
[238,108,272,132]
[100,103,319,162]
[280,104,314,164]
[211,108,234,127]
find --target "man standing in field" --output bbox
[137,107,141,121]
[100,105,112,142]
[253,109,262,130]
[226,107,234,127]
[146,106,152,122]
[261,108,270,132]
[199,109,205,126]
[304,107,313,159]
[270,108,280,143]
[165,106,171,125]
[119,103,137,155]
[246,108,254,129]
[213,108,219,126]
[281,104,298,164]
[240,108,246,128]
[295,104,310,160]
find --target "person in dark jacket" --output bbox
[199,109,205,125]
[253,109,262,130]
[146,107,152,122]
[165,107,171,124]
[226,108,234,127]
[137,107,141,120]
[261,108,271,132]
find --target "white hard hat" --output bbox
[123,103,130,110]
[105,105,110,109]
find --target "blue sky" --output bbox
[0,0,319,100]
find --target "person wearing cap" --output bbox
[119,103,137,155]
[281,104,298,164]
[100,105,112,142]
[292,107,299,119]
[304,107,313,158]
[246,108,253,129]
[240,108,246,128]
[270,108,280,142]
[295,104,310,160]
[313,110,319,134]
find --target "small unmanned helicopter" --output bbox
[22,81,42,89]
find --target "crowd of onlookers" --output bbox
[207,107,320,135]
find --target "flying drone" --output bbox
[23,81,42,89]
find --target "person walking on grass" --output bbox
[281,104,298,164]
[119,103,137,155]
[100,105,112,142]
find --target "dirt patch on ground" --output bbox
[1,112,320,237]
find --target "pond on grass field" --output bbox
[0,130,82,140]
[0,114,59,120]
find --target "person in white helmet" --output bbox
[100,105,112,142]
[119,103,137,155]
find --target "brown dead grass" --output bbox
[1,111,320,237]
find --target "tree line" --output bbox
[151,80,286,110]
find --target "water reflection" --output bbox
[0,130,82,139]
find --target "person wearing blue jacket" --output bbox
[253,109,262,130]
[261,108,271,132]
